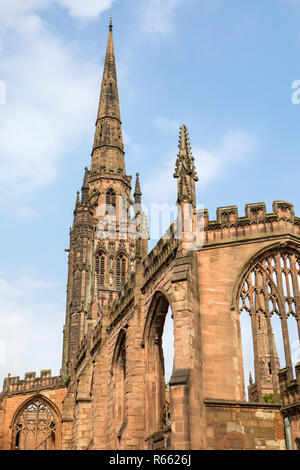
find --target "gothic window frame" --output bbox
[116,252,127,290]
[234,242,300,402]
[11,394,61,451]
[95,250,106,288]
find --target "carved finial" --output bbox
[109,16,113,32]
[174,124,198,207]
[134,172,142,204]
[76,191,80,206]
[178,124,192,157]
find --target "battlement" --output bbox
[198,201,296,226]
[197,201,299,247]
[2,370,63,395]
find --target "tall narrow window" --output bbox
[106,188,116,214]
[145,293,173,436]
[96,252,106,288]
[112,332,127,448]
[116,254,126,289]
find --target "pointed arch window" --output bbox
[112,332,127,447]
[238,249,300,402]
[106,188,116,214]
[144,293,173,435]
[12,398,59,450]
[96,251,106,288]
[116,254,126,289]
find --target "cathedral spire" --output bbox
[91,19,125,173]
[174,124,198,208]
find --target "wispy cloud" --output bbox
[57,0,116,19]
[154,116,180,133]
[0,0,116,27]
[137,0,187,35]
[0,1,107,210]
[0,272,63,386]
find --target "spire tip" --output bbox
[109,16,113,32]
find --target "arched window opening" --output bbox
[238,250,300,403]
[95,251,106,288]
[106,188,116,214]
[145,294,174,434]
[12,398,59,450]
[239,310,255,401]
[112,333,126,448]
[161,306,174,427]
[116,254,126,290]
[288,315,299,378]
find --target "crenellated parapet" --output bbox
[1,370,63,396]
[198,201,300,247]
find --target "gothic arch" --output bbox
[95,249,106,288]
[232,241,300,308]
[116,252,127,289]
[233,241,300,402]
[11,394,61,450]
[142,289,173,348]
[143,290,174,435]
[111,329,127,447]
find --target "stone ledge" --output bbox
[204,398,281,409]
[169,369,190,386]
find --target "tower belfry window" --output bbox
[106,188,116,214]
[116,254,126,289]
[96,252,106,288]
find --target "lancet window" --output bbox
[95,251,106,288]
[116,254,126,289]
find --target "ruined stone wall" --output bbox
[205,400,285,450]
[60,201,300,450]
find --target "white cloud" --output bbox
[56,0,116,19]
[0,272,63,386]
[0,0,115,29]
[17,206,39,219]
[143,130,258,205]
[154,116,180,133]
[138,0,186,35]
[0,5,101,206]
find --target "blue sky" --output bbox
[0,0,300,389]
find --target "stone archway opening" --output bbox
[238,249,300,403]
[145,292,174,434]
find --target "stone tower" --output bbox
[248,312,281,402]
[61,19,148,375]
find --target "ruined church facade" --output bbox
[0,22,300,451]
